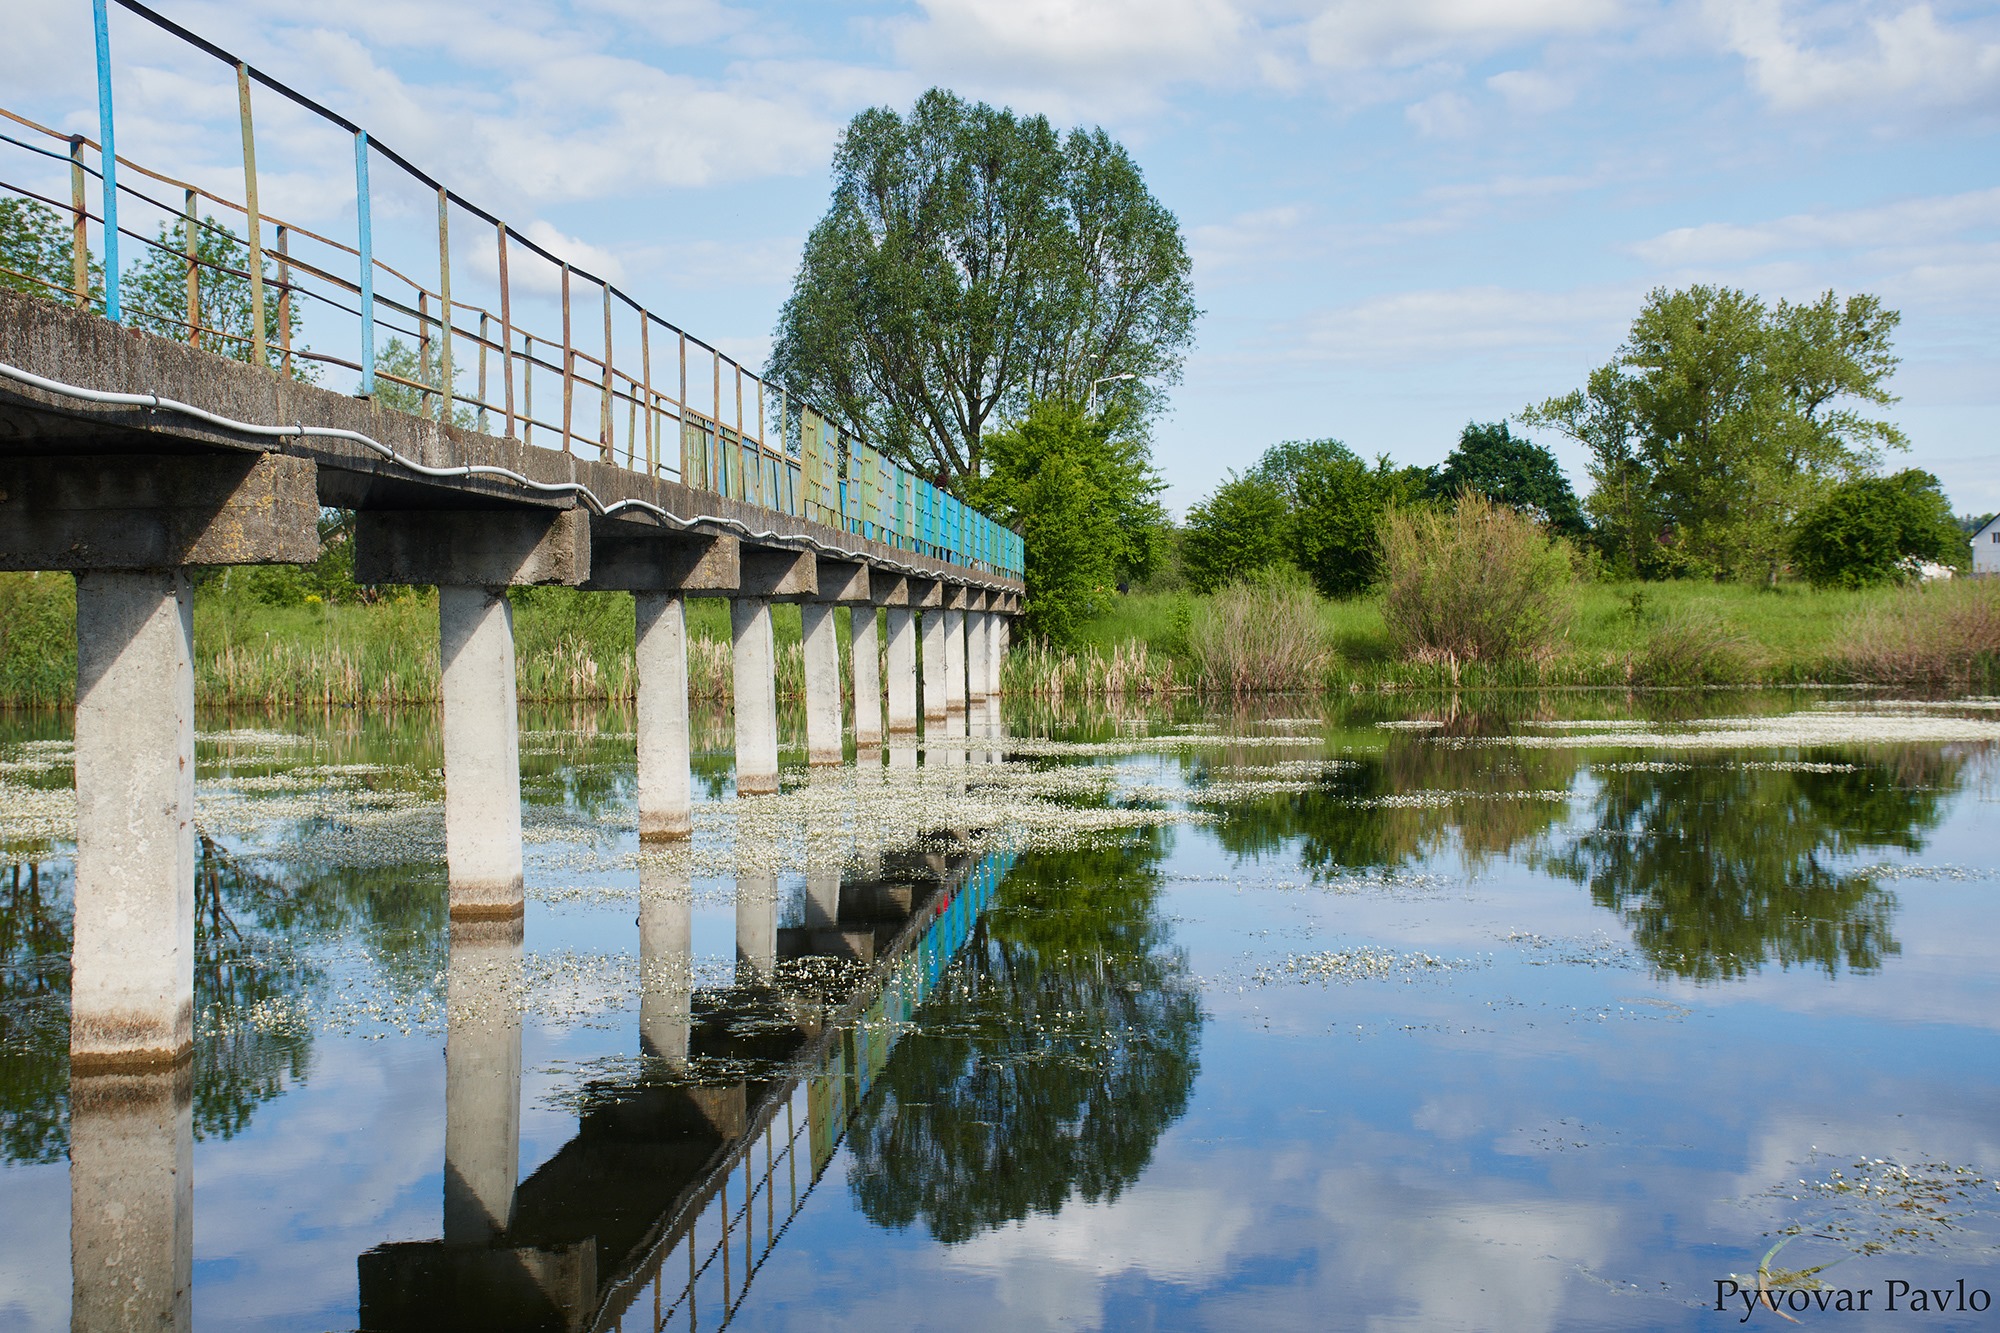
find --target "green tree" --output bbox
[1260,439,1422,598]
[1181,472,1290,593]
[1427,421,1585,536]
[1790,469,1964,588]
[767,89,1197,489]
[121,214,311,379]
[1523,285,1903,580]
[971,399,1164,643]
[0,197,98,303]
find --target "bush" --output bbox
[1635,609,1754,685]
[1378,493,1576,665]
[1836,579,2000,688]
[0,572,76,706]
[1790,470,1962,588]
[1185,574,1332,694]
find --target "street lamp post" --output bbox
[1088,373,1138,415]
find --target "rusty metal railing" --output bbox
[0,0,1022,581]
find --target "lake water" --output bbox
[3,691,1998,1331]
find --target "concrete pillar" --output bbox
[966,610,988,701]
[635,593,693,841]
[70,1066,192,1333]
[443,917,523,1245]
[801,602,843,767]
[639,849,693,1065]
[731,597,779,796]
[945,607,968,712]
[71,570,194,1070]
[921,610,947,724]
[851,606,882,746]
[885,607,918,733]
[995,616,1010,695]
[736,867,778,983]
[439,585,524,918]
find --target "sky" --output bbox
[5,0,1997,517]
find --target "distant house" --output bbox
[1976,515,2000,576]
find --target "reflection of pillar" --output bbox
[71,571,195,1069]
[888,737,919,771]
[731,597,779,796]
[444,918,523,1245]
[851,606,882,747]
[886,607,918,733]
[921,610,947,724]
[852,758,885,877]
[945,607,967,712]
[805,770,842,929]
[639,849,693,1065]
[735,847,778,983]
[440,585,525,917]
[801,602,843,767]
[70,1065,193,1333]
[635,592,693,841]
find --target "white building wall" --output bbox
[1975,519,2000,575]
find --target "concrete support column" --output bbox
[71,570,194,1070]
[885,607,918,733]
[731,597,779,796]
[443,917,523,1245]
[851,606,882,746]
[639,849,693,1065]
[635,593,693,841]
[735,867,778,983]
[945,607,968,712]
[70,1067,192,1333]
[921,610,947,724]
[440,586,525,917]
[995,616,1010,695]
[966,610,989,701]
[801,602,843,767]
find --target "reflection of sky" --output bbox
[3,711,1998,1330]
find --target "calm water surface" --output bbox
[2,691,1997,1331]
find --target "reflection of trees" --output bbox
[1542,752,1962,981]
[845,833,1200,1244]
[1205,733,1582,876]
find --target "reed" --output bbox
[1184,579,1334,694]
[1834,579,2000,688]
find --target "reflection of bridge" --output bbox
[66,826,1017,1333]
[0,0,1022,1087]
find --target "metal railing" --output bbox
[593,849,1016,1332]
[0,0,1022,581]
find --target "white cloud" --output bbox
[1630,186,2000,266]
[890,0,1252,115]
[1274,283,1636,365]
[1487,67,1574,112]
[1713,0,2000,114]
[1189,204,1314,274]
[1305,0,1623,70]
[1407,89,1479,136]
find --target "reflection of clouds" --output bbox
[0,1162,67,1332]
[941,1173,1257,1329]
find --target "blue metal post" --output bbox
[91,0,120,322]
[354,131,375,395]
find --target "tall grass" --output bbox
[1836,579,2000,688]
[1003,638,1180,703]
[1378,494,1576,666]
[1185,578,1333,694]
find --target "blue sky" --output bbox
[8,0,1998,516]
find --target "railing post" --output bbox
[181,188,198,344]
[275,224,292,376]
[437,188,452,425]
[235,62,266,367]
[476,312,489,435]
[90,0,121,323]
[640,315,654,474]
[559,262,573,453]
[68,136,89,307]
[354,130,374,397]
[521,333,534,446]
[599,282,614,461]
[496,223,513,437]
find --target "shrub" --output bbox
[1378,493,1576,665]
[1790,470,1962,588]
[1836,579,2000,688]
[1634,609,1754,685]
[0,572,76,706]
[1185,574,1332,694]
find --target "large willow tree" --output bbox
[767,89,1197,489]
